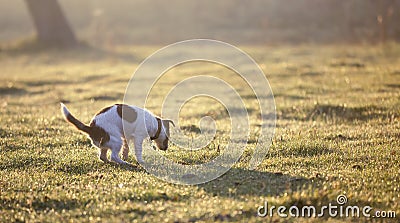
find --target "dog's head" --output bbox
[154,119,175,151]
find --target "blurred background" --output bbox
[1,0,399,48]
[1,2,400,221]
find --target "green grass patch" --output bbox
[0,44,399,222]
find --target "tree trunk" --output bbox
[375,0,395,44]
[25,0,77,47]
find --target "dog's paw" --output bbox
[136,159,145,166]
[120,161,131,166]
[100,157,110,163]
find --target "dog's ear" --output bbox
[163,119,175,127]
[162,119,175,137]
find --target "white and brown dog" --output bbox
[61,103,174,165]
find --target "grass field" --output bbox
[0,43,399,222]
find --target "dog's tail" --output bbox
[60,103,91,134]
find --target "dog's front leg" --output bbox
[133,138,144,164]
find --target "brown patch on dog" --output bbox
[151,117,162,140]
[162,138,168,150]
[65,112,91,133]
[116,104,137,123]
[95,105,113,116]
[89,120,110,146]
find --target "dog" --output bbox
[61,103,174,165]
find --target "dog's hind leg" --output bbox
[122,137,129,161]
[99,148,109,163]
[110,139,129,165]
